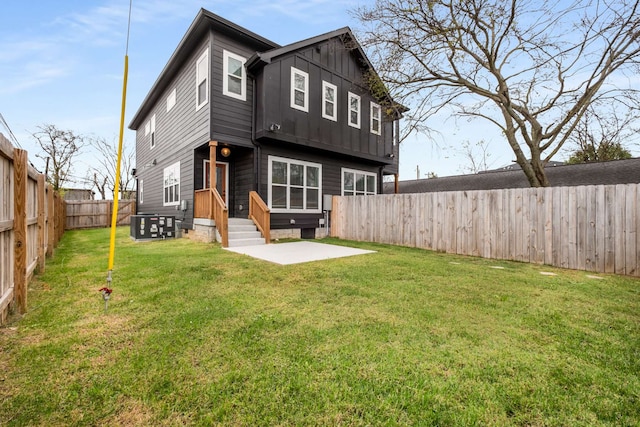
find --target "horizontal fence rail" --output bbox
[331,184,639,277]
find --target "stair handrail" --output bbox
[249,191,270,244]
[211,188,228,247]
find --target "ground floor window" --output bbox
[268,156,321,213]
[342,168,377,196]
[163,161,180,206]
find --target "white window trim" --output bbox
[322,81,337,121]
[290,67,309,112]
[341,168,377,196]
[196,50,209,111]
[163,161,180,206]
[348,92,361,129]
[370,102,381,135]
[223,50,247,101]
[150,114,156,149]
[268,155,322,214]
[139,179,143,204]
[166,88,177,112]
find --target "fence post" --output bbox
[37,174,46,272]
[13,148,27,314]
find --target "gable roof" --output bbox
[246,27,407,116]
[384,158,640,193]
[129,9,279,130]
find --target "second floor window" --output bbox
[150,114,156,149]
[348,92,361,129]
[322,81,337,121]
[291,67,309,112]
[223,50,246,101]
[370,102,381,135]
[196,50,208,110]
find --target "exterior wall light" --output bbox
[221,147,231,157]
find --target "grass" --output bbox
[1,227,638,426]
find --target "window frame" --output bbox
[223,50,247,101]
[149,114,156,149]
[348,92,361,129]
[341,168,377,196]
[290,67,309,112]
[139,179,143,204]
[370,102,381,135]
[163,161,180,207]
[195,49,209,111]
[322,80,337,121]
[268,155,322,214]
[166,87,176,112]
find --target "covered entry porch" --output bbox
[193,141,270,247]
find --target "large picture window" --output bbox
[348,92,361,128]
[163,162,180,206]
[342,168,376,196]
[322,81,337,121]
[223,50,246,101]
[268,156,321,213]
[290,67,309,112]
[196,50,209,110]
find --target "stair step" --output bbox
[229,231,262,240]
[228,218,254,225]
[227,237,266,248]
[228,224,258,232]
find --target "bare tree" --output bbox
[354,0,640,186]
[32,124,85,192]
[566,104,634,163]
[456,140,495,174]
[86,136,135,200]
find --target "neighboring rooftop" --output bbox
[384,158,640,194]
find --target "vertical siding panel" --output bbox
[471,191,481,257]
[544,187,554,266]
[594,185,606,272]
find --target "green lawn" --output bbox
[1,227,638,426]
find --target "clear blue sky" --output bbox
[0,0,564,184]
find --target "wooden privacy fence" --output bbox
[331,184,640,277]
[0,133,66,324]
[66,200,135,229]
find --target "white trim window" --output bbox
[342,168,377,196]
[163,161,180,206]
[322,81,337,121]
[150,114,156,149]
[290,67,309,112]
[348,92,361,128]
[223,50,246,101]
[268,156,321,213]
[196,50,209,110]
[139,179,143,204]
[166,88,176,112]
[370,102,381,135]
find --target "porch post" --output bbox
[209,141,218,190]
[394,173,399,194]
[209,141,218,220]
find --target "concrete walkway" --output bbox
[223,241,375,265]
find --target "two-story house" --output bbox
[129,9,404,246]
